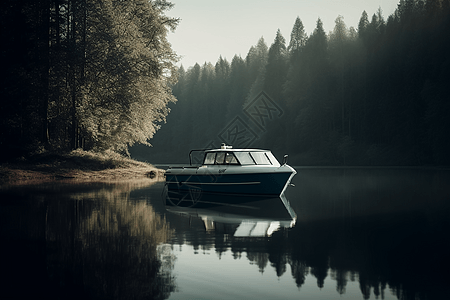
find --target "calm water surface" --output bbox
[1,168,449,300]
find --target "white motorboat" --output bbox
[164,144,296,207]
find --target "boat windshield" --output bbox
[203,152,239,165]
[234,151,280,166]
[225,152,238,164]
[234,152,254,165]
[251,152,271,165]
[215,152,226,164]
[204,151,280,166]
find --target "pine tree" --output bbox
[226,55,248,121]
[246,37,268,101]
[288,17,307,54]
[261,29,288,151]
[264,29,287,102]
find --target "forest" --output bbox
[1,0,179,161]
[133,0,450,166]
[2,1,450,166]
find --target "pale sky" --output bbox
[166,0,400,68]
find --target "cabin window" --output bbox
[234,152,255,165]
[204,152,239,165]
[251,152,272,165]
[204,152,215,164]
[215,152,226,164]
[225,152,239,164]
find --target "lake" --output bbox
[1,167,449,300]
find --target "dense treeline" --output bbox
[1,0,178,160]
[135,0,450,165]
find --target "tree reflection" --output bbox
[247,252,269,274]
[4,167,449,300]
[289,260,308,288]
[74,196,174,299]
[1,182,176,300]
[164,171,450,300]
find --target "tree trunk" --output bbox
[40,0,50,146]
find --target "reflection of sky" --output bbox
[167,244,398,300]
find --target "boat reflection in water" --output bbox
[164,191,297,237]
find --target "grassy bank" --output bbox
[0,149,164,187]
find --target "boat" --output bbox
[164,144,296,207]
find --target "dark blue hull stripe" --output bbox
[180,181,260,185]
[166,172,292,195]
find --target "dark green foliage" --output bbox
[139,1,450,166]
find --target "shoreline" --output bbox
[0,165,165,187]
[0,150,165,188]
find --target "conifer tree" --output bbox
[136,2,450,165]
[264,29,287,102]
[246,37,268,101]
[358,11,370,45]
[288,17,307,54]
[227,55,248,121]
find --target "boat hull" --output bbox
[164,165,296,207]
[166,172,293,196]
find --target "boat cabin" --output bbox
[202,149,281,167]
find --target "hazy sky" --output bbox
[166,0,400,68]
